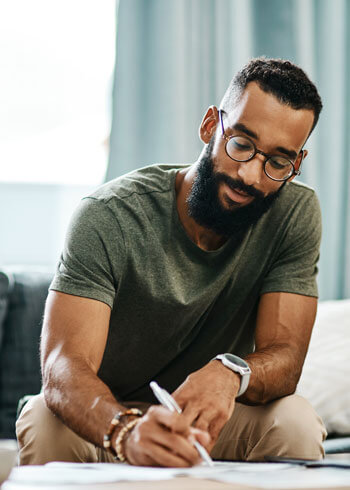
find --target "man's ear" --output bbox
[288,149,308,181]
[199,106,219,144]
[295,149,308,172]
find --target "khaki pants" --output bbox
[16,393,326,465]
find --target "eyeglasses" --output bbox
[218,110,303,182]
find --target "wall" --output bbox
[0,183,95,270]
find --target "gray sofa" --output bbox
[0,267,52,438]
[0,266,349,456]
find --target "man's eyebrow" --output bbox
[232,123,298,160]
[275,146,298,160]
[232,123,258,140]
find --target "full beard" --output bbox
[186,139,285,237]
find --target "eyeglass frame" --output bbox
[218,109,305,182]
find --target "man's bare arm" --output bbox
[172,291,316,447]
[240,291,317,405]
[41,290,208,466]
[41,290,124,446]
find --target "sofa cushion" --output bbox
[0,267,53,438]
[297,299,350,436]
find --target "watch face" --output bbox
[226,354,249,368]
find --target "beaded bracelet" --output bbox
[115,418,139,462]
[103,408,142,452]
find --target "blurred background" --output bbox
[0,0,349,300]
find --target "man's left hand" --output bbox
[172,361,240,450]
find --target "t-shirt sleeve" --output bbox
[260,189,322,298]
[50,197,125,308]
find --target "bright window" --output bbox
[0,0,116,184]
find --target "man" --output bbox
[17,58,326,466]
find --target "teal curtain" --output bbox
[107,0,350,301]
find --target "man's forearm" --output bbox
[42,354,126,448]
[240,344,304,405]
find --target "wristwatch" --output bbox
[213,353,251,397]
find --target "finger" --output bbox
[208,415,228,443]
[145,406,188,433]
[130,450,155,467]
[192,410,212,433]
[128,420,196,467]
[149,427,201,466]
[190,427,211,449]
[207,403,235,443]
[144,440,194,468]
[148,405,197,436]
[180,402,202,427]
[195,405,230,442]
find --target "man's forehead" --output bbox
[224,82,315,150]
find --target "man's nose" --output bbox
[237,155,264,186]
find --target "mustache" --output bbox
[215,173,265,200]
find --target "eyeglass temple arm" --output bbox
[294,150,305,176]
[218,109,225,135]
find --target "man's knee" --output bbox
[247,394,326,461]
[16,393,98,465]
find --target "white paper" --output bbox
[7,464,176,484]
[6,461,350,488]
[212,466,350,489]
[7,461,292,485]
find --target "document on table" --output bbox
[212,465,350,489]
[5,462,294,485]
[5,461,350,488]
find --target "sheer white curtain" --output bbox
[107,0,253,178]
[0,0,115,185]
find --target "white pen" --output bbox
[149,381,214,467]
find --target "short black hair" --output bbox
[220,57,323,134]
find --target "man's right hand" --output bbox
[122,406,211,467]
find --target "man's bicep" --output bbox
[255,292,317,361]
[41,290,111,376]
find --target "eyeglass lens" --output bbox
[226,136,294,181]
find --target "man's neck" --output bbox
[175,163,227,251]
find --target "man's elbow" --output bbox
[41,349,72,414]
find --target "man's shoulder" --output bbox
[286,180,315,194]
[283,179,317,199]
[277,180,319,213]
[264,179,321,237]
[87,163,190,204]
[256,179,321,238]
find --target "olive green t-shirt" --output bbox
[50,164,321,403]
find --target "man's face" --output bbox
[187,82,315,237]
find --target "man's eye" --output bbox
[232,139,251,151]
[269,158,288,169]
